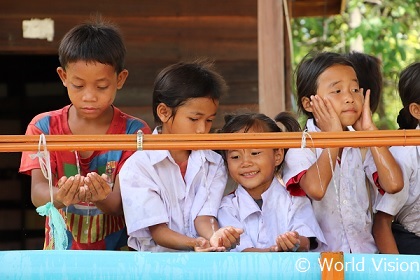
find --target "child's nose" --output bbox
[344,90,355,103]
[82,87,97,102]
[240,154,253,167]
[195,121,206,134]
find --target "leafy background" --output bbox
[291,0,420,129]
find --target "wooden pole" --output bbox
[258,0,285,118]
[1,130,419,152]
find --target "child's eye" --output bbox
[206,119,214,123]
[98,86,109,90]
[251,151,261,156]
[72,84,83,89]
[189,118,198,122]
[351,88,360,93]
[229,155,239,160]
[332,89,341,94]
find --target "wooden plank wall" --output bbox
[0,0,260,128]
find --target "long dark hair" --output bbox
[296,52,354,119]
[152,58,227,125]
[396,62,420,129]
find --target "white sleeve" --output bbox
[289,196,327,249]
[119,153,169,237]
[197,158,227,217]
[282,148,316,185]
[217,196,254,252]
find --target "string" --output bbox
[30,134,68,250]
[301,129,324,194]
[74,151,90,226]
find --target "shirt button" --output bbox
[343,200,347,204]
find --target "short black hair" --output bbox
[58,18,126,73]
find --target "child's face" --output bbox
[57,61,127,120]
[159,97,218,134]
[316,64,363,127]
[226,129,283,199]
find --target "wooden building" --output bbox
[0,0,344,249]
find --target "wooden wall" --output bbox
[0,0,260,128]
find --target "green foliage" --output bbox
[291,0,420,129]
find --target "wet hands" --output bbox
[270,231,301,252]
[353,89,376,131]
[310,95,342,132]
[210,226,244,251]
[55,173,112,206]
[193,237,225,252]
[83,173,112,202]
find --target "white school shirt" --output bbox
[376,127,420,236]
[282,118,379,253]
[217,178,326,252]
[119,129,227,251]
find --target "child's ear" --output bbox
[56,67,67,87]
[117,69,129,89]
[301,96,313,113]
[409,102,420,120]
[157,103,172,123]
[274,148,284,167]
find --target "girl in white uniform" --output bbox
[373,62,420,254]
[282,52,403,253]
[218,112,326,252]
[119,60,242,252]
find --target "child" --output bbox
[345,51,383,113]
[19,19,151,250]
[373,62,420,254]
[282,51,403,253]
[119,59,243,252]
[217,112,326,252]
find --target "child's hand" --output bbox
[83,173,112,202]
[210,226,244,250]
[193,237,224,252]
[310,95,342,132]
[272,231,301,252]
[353,89,376,131]
[56,175,85,206]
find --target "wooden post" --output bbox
[320,252,345,280]
[257,0,285,118]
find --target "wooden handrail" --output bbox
[0,129,418,152]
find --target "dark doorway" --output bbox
[0,54,68,249]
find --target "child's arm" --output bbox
[353,90,403,194]
[373,211,399,254]
[31,169,84,208]
[149,223,220,252]
[299,95,342,200]
[369,146,403,194]
[299,149,340,200]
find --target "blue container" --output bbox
[0,251,419,279]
